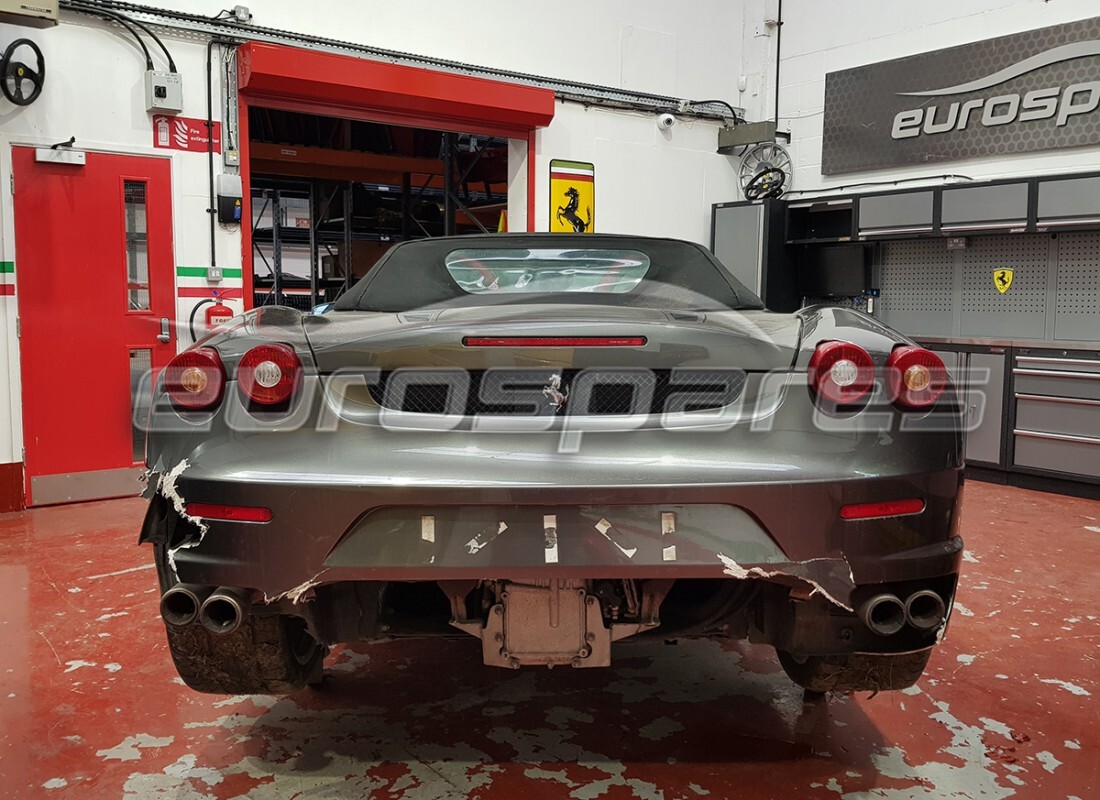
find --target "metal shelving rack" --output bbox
[251,182,358,310]
[249,133,509,310]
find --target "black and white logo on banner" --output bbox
[822,17,1100,175]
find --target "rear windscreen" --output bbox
[444,248,651,295]
[334,235,764,312]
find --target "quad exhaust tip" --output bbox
[859,593,907,637]
[159,584,211,628]
[160,585,252,634]
[905,590,947,632]
[199,587,250,635]
[859,590,947,636]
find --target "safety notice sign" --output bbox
[153,115,222,154]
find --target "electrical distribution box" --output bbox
[0,0,58,27]
[144,70,183,114]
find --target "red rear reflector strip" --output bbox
[463,336,647,347]
[839,498,925,520]
[185,503,273,523]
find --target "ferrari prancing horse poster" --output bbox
[550,160,595,233]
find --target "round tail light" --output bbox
[808,341,875,406]
[886,346,947,409]
[165,347,226,411]
[238,343,302,406]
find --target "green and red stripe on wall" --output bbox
[0,261,13,295]
[0,264,246,299]
[176,266,244,299]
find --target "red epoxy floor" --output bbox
[0,481,1097,799]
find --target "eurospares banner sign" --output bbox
[822,16,1100,174]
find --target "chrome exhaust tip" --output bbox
[905,590,947,632]
[199,587,250,635]
[859,593,906,636]
[160,584,210,627]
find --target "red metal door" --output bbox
[13,147,176,505]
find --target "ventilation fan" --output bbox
[738,142,792,200]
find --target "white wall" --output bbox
[735,0,783,128]
[776,0,1100,195]
[161,0,745,102]
[0,18,244,466]
[533,103,742,242]
[0,5,749,472]
[0,18,241,272]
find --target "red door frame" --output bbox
[236,42,556,309]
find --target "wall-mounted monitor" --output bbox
[797,243,875,297]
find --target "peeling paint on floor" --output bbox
[96,734,175,762]
[1037,678,1091,696]
[0,484,1097,799]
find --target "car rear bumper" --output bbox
[144,466,964,608]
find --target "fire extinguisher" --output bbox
[188,291,234,342]
[205,295,234,331]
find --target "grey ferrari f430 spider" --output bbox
[140,234,964,695]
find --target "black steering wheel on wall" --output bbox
[1,38,45,106]
[743,167,787,200]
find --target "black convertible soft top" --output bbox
[333,233,765,313]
